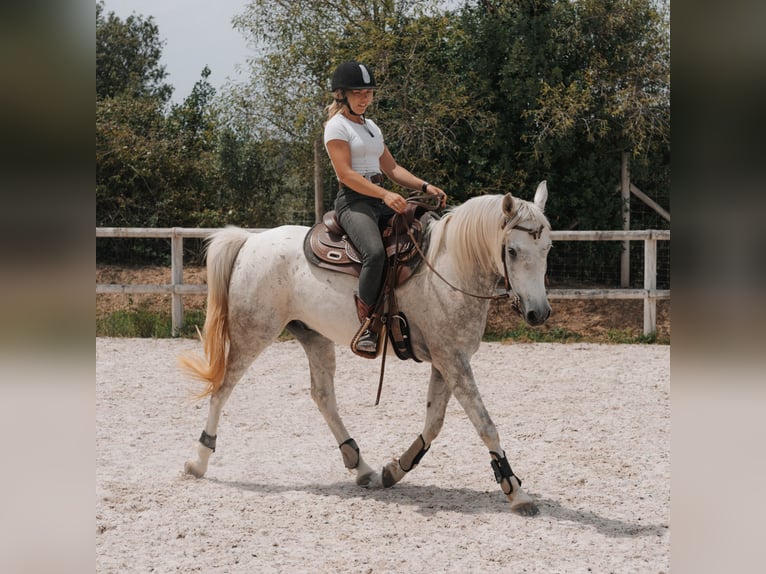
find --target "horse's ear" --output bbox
[502,193,517,219]
[533,180,548,212]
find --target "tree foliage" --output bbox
[227,0,491,213]
[97,6,226,262]
[444,0,669,283]
[524,0,670,157]
[96,0,670,276]
[96,1,172,103]
[451,0,669,231]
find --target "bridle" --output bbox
[499,216,545,314]
[501,209,545,239]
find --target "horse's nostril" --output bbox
[526,308,551,325]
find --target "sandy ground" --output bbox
[96,337,669,573]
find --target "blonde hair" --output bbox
[324,89,347,123]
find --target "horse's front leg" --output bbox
[382,365,451,487]
[447,359,539,516]
[287,321,380,488]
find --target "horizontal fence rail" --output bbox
[97,227,670,336]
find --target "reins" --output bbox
[406,229,510,301]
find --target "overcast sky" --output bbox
[103,0,252,103]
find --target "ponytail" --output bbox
[324,89,346,123]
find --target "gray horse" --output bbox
[180,182,552,515]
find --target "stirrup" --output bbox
[351,319,380,359]
[356,329,378,352]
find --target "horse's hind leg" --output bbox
[382,365,451,488]
[184,341,261,478]
[286,321,380,488]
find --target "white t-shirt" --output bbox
[323,114,385,177]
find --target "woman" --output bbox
[324,61,446,355]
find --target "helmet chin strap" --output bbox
[337,96,374,137]
[337,96,364,117]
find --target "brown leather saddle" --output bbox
[303,195,441,362]
[303,198,438,288]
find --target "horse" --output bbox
[180,181,552,515]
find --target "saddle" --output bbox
[303,194,441,362]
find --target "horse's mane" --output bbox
[427,194,549,280]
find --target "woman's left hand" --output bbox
[425,183,447,208]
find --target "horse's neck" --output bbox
[428,233,500,297]
[437,209,502,279]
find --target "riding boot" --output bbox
[353,295,378,355]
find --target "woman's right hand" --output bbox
[383,191,408,214]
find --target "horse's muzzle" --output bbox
[525,305,551,326]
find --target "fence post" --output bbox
[314,136,324,223]
[171,229,184,336]
[643,236,657,336]
[620,151,631,287]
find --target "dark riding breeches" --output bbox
[335,188,395,307]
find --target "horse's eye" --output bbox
[507,247,517,257]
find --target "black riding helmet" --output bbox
[331,61,377,91]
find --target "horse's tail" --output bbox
[179,227,250,398]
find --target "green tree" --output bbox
[446,0,669,287]
[227,0,489,218]
[95,0,172,103]
[169,67,217,146]
[96,70,224,230]
[454,0,669,230]
[524,0,670,158]
[96,3,226,262]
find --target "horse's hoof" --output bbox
[356,471,374,487]
[511,501,539,516]
[184,461,205,478]
[381,465,397,488]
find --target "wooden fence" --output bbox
[96,227,670,336]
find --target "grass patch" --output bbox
[97,309,668,345]
[97,308,206,338]
[483,324,583,343]
[96,308,292,340]
[605,329,665,344]
[483,325,668,344]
